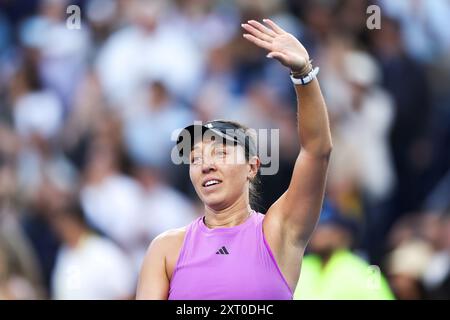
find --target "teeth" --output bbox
[205,180,220,187]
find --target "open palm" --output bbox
[242,19,310,73]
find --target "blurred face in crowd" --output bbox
[309,224,352,257]
[48,210,86,248]
[388,274,423,300]
[41,0,67,22]
[32,180,69,215]
[420,213,442,249]
[130,0,166,32]
[148,81,169,111]
[189,137,258,211]
[84,144,119,184]
[48,213,74,243]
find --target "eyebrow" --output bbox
[190,141,229,153]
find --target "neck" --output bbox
[203,201,253,228]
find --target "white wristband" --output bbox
[290,66,320,85]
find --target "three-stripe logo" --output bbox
[216,246,229,255]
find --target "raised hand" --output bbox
[242,19,311,75]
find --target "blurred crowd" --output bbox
[0,0,449,299]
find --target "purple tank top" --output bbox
[168,211,293,300]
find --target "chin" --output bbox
[200,194,229,210]
[203,198,227,210]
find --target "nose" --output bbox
[201,154,216,173]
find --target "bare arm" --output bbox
[242,19,332,247]
[136,236,170,300]
[274,79,332,246]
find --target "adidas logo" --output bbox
[216,246,229,255]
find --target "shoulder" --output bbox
[137,226,190,299]
[140,226,188,269]
[144,226,190,264]
[145,226,189,281]
[151,226,188,253]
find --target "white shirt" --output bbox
[14,90,63,140]
[80,174,147,271]
[52,234,135,300]
[96,24,203,107]
[328,88,396,201]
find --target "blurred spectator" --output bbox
[370,16,432,215]
[384,211,450,299]
[379,0,450,63]
[421,212,450,299]
[294,201,394,299]
[326,49,395,206]
[319,40,399,264]
[95,0,203,109]
[0,238,39,299]
[19,0,91,109]
[123,80,193,167]
[0,213,44,299]
[10,54,63,142]
[134,166,198,242]
[168,0,239,51]
[0,160,44,298]
[6,53,77,206]
[60,69,107,170]
[20,178,69,294]
[49,200,135,299]
[86,0,121,47]
[80,141,146,270]
[385,239,432,300]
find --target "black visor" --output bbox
[175,120,257,162]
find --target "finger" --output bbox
[243,33,272,51]
[247,20,277,38]
[241,23,273,43]
[263,18,285,35]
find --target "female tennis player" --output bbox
[136,18,332,300]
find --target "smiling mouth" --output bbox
[202,179,222,188]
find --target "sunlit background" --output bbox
[0,0,449,300]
